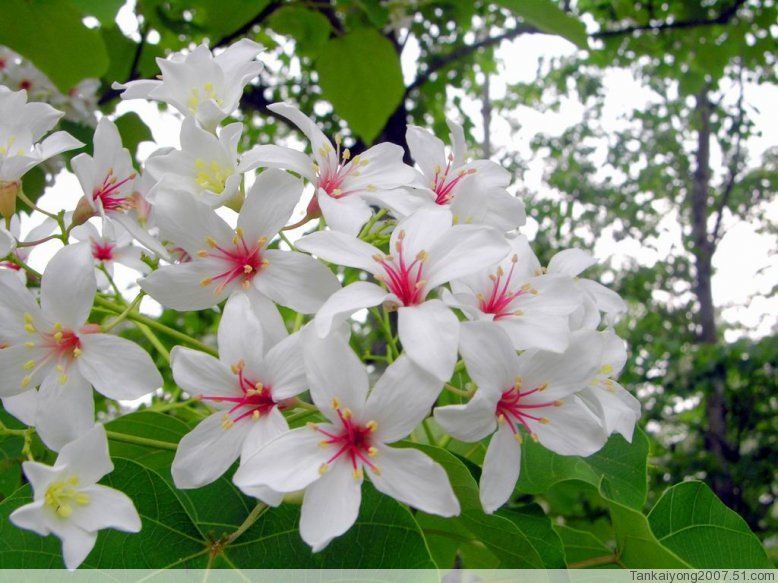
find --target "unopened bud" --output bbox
[0,180,20,221]
[71,196,96,228]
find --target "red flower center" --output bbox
[372,229,428,306]
[93,169,136,212]
[91,240,115,262]
[495,380,560,440]
[478,254,535,319]
[311,400,379,479]
[431,155,477,205]
[198,228,267,295]
[316,138,370,199]
[199,361,280,424]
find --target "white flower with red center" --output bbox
[544,248,628,329]
[234,329,458,551]
[0,243,162,450]
[0,215,57,283]
[112,39,263,131]
[10,425,141,570]
[71,118,136,218]
[577,328,640,441]
[146,118,250,208]
[296,207,510,381]
[241,102,416,235]
[434,322,608,513]
[71,220,150,286]
[170,294,305,498]
[443,235,582,353]
[0,87,83,184]
[378,120,525,232]
[140,169,339,312]
[0,222,15,257]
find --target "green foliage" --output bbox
[0,0,108,92]
[497,0,588,48]
[316,28,405,143]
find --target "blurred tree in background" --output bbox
[1,0,775,565]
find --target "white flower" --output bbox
[112,40,263,131]
[234,329,458,551]
[70,220,150,286]
[146,118,248,208]
[434,322,609,513]
[0,214,57,283]
[140,169,339,312]
[577,328,640,441]
[170,294,305,498]
[443,235,581,353]
[0,222,14,256]
[9,425,141,570]
[0,243,162,449]
[241,102,416,235]
[380,120,525,232]
[545,248,627,328]
[0,87,83,183]
[71,118,136,216]
[296,207,509,380]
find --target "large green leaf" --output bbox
[647,481,772,568]
[554,524,618,568]
[412,444,549,568]
[114,112,153,159]
[0,0,109,92]
[497,504,566,568]
[71,0,124,23]
[496,0,588,49]
[315,28,404,143]
[269,7,332,57]
[516,429,649,509]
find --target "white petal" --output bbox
[480,423,521,513]
[57,522,97,570]
[391,207,452,258]
[363,355,442,443]
[21,460,63,497]
[547,248,597,277]
[532,395,608,456]
[426,225,509,290]
[10,500,50,536]
[302,326,369,420]
[233,426,328,493]
[254,249,340,314]
[368,445,459,517]
[397,301,459,382]
[496,313,571,353]
[600,328,628,374]
[152,190,234,257]
[579,278,627,318]
[139,260,229,311]
[170,346,235,399]
[580,383,640,442]
[433,390,499,442]
[70,485,141,533]
[267,103,333,163]
[0,345,36,397]
[240,406,289,461]
[0,224,14,257]
[36,131,84,163]
[34,373,95,452]
[406,125,446,179]
[239,144,317,182]
[2,389,38,426]
[56,424,112,483]
[317,192,372,236]
[40,243,96,329]
[263,332,306,400]
[446,119,467,167]
[218,293,265,370]
[314,282,389,337]
[77,334,162,400]
[300,461,362,552]
[459,321,520,392]
[245,287,289,347]
[238,169,303,242]
[0,270,40,340]
[295,230,380,273]
[172,412,251,489]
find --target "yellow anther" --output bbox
[511,254,519,263]
[21,376,31,388]
[24,323,36,334]
[23,360,35,370]
[331,397,341,410]
[319,440,330,448]
[342,148,351,160]
[252,410,260,420]
[307,422,319,430]
[73,347,82,358]
[530,432,539,442]
[205,236,218,248]
[221,416,234,430]
[23,313,34,323]
[514,433,524,444]
[200,277,213,287]
[257,236,268,248]
[58,374,68,385]
[539,417,551,425]
[416,250,428,262]
[353,468,363,480]
[530,288,539,295]
[600,364,613,375]
[53,331,63,343]
[514,376,523,388]
[371,465,381,476]
[537,383,548,392]
[341,407,352,420]
[497,414,506,424]
[554,400,563,407]
[57,505,73,518]
[24,341,35,348]
[254,381,263,391]
[521,283,531,291]
[372,254,384,262]
[496,266,505,277]
[513,309,524,316]
[365,184,377,192]
[56,364,65,373]
[197,250,209,258]
[243,264,253,274]
[367,447,378,457]
[75,493,90,506]
[366,420,378,432]
[319,463,329,475]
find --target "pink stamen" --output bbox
[313,408,378,473]
[374,233,427,306]
[431,156,477,205]
[199,231,265,294]
[316,140,363,199]
[479,257,526,319]
[92,170,136,212]
[496,384,558,436]
[91,240,115,262]
[200,367,280,423]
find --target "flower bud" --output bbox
[71,196,96,228]
[0,180,20,221]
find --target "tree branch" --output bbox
[213,1,284,48]
[593,0,747,38]
[98,23,149,105]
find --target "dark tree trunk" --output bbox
[691,89,738,509]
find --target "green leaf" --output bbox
[316,28,404,143]
[497,504,566,568]
[412,444,547,568]
[269,7,331,57]
[496,0,588,49]
[71,0,124,23]
[647,481,772,568]
[555,524,618,568]
[516,429,649,509]
[0,0,109,92]
[114,112,153,159]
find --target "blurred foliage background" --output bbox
[1,0,775,563]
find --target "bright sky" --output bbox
[23,4,778,342]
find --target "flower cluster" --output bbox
[0,40,637,567]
